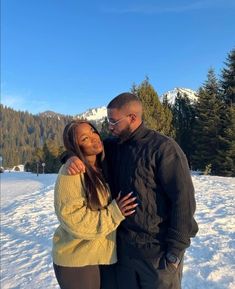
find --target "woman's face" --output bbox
[75,123,103,157]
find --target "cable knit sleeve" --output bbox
[54,169,125,240]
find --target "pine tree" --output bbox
[192,69,223,173]
[131,78,174,136]
[172,92,196,167]
[214,105,235,176]
[100,117,111,139]
[220,48,235,105]
[43,140,62,173]
[216,48,235,176]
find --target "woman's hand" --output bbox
[65,156,86,175]
[116,192,138,217]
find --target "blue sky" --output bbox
[1,0,235,115]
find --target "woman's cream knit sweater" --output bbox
[52,165,125,267]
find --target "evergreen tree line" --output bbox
[100,48,235,177]
[1,48,234,176]
[172,49,235,177]
[0,107,73,173]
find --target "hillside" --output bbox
[0,105,74,167]
[0,86,216,168]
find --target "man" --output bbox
[63,92,198,289]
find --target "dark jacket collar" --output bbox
[118,122,149,144]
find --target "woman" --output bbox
[52,120,137,289]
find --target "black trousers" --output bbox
[113,253,184,289]
[100,264,118,289]
[53,263,100,289]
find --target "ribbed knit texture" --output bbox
[52,165,125,267]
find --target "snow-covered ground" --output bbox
[0,172,235,289]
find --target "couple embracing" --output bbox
[52,92,198,289]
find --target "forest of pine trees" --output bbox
[1,48,234,176]
[172,48,235,176]
[0,108,73,173]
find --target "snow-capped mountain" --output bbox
[76,88,198,122]
[76,106,107,122]
[38,110,65,120]
[161,87,198,105]
[39,88,197,122]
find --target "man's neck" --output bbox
[119,121,143,142]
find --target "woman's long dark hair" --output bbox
[63,120,109,210]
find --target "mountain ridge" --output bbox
[38,87,197,122]
[160,87,197,104]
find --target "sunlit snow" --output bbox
[1,172,234,289]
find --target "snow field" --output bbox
[1,172,235,289]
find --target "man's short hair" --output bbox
[107,92,141,109]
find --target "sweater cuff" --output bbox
[109,200,125,223]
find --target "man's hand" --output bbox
[65,156,86,175]
[165,253,180,269]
